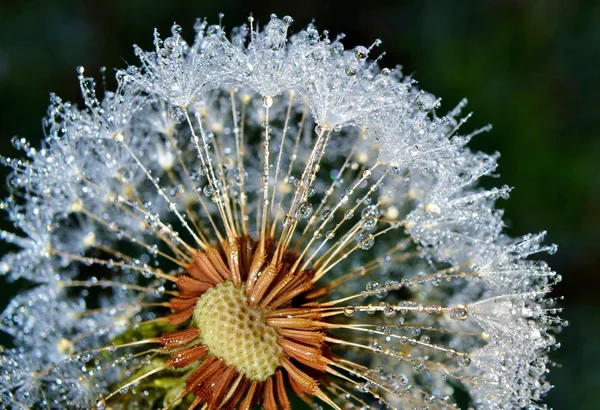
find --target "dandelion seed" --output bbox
[0,14,562,410]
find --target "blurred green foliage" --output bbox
[0,1,598,408]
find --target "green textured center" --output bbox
[193,281,282,381]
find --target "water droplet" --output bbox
[361,205,380,218]
[203,185,215,197]
[366,281,379,291]
[425,203,441,214]
[343,306,356,317]
[354,46,368,60]
[383,304,395,316]
[528,359,547,376]
[458,354,472,367]
[168,106,186,123]
[311,47,326,61]
[361,216,377,230]
[261,95,273,108]
[359,235,375,250]
[450,305,469,321]
[298,201,313,219]
[282,214,294,227]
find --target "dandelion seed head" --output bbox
[192,281,282,381]
[0,14,563,410]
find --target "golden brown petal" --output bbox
[280,356,319,396]
[278,338,328,372]
[176,275,213,298]
[160,327,200,348]
[169,345,209,368]
[277,328,326,347]
[238,380,261,410]
[207,365,238,409]
[167,305,195,325]
[262,376,278,410]
[169,296,200,312]
[276,369,292,410]
[188,250,224,284]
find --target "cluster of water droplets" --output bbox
[0,13,563,410]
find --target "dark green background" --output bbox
[0,1,597,408]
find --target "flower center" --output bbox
[192,280,282,381]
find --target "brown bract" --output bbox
[159,237,337,410]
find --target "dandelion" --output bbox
[0,14,564,410]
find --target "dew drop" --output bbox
[354,46,368,60]
[311,48,326,61]
[203,185,215,197]
[359,235,375,250]
[361,216,377,230]
[343,306,356,317]
[261,95,273,108]
[345,65,358,76]
[450,305,469,321]
[425,203,441,214]
[383,305,395,316]
[168,106,186,123]
[298,201,313,219]
[528,360,546,377]
[458,354,472,367]
[361,205,380,218]
[282,214,294,227]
